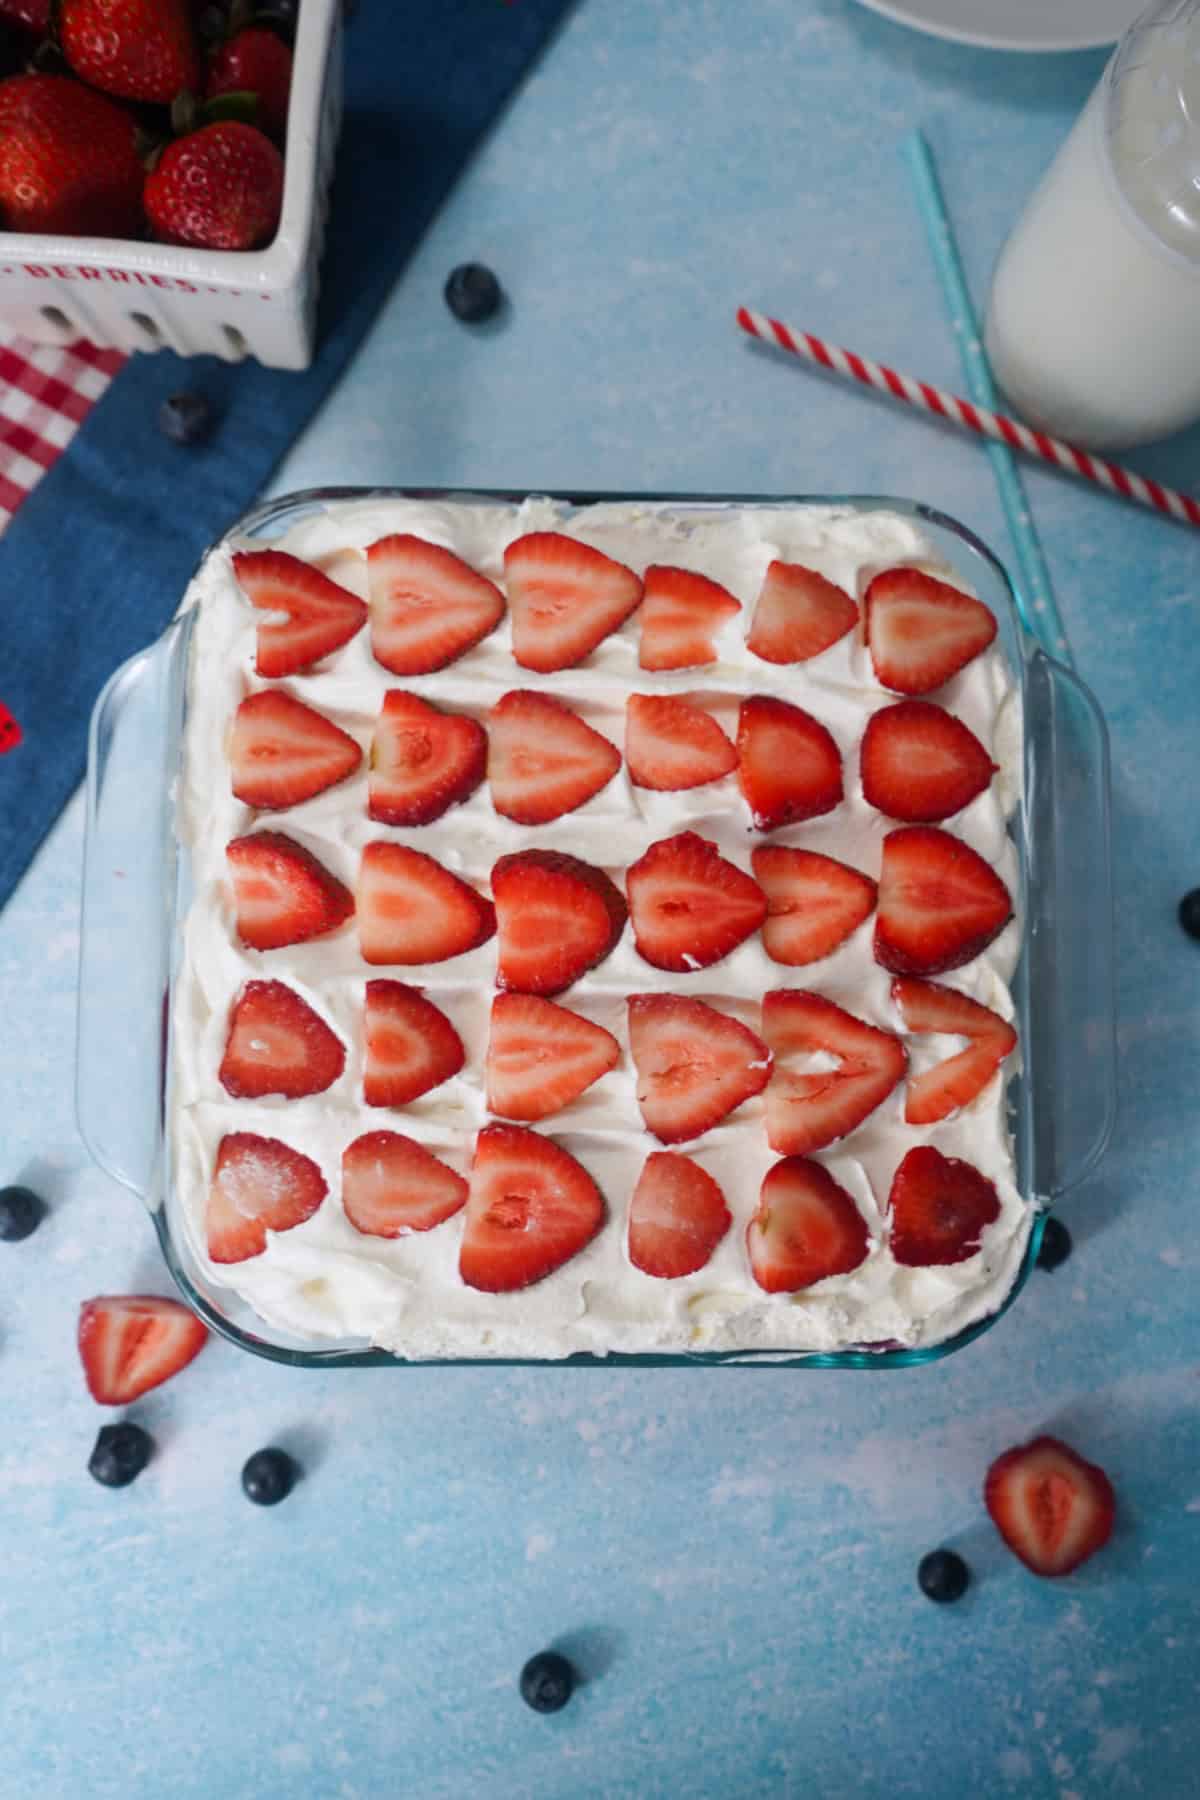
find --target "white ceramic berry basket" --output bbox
[0,0,341,370]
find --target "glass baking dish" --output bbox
[76,488,1115,1370]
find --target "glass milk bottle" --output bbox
[985,1,1200,451]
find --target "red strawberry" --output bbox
[207,1131,327,1263]
[60,0,200,103]
[144,121,283,251]
[485,993,620,1122]
[77,1295,207,1405]
[762,989,906,1156]
[358,842,495,966]
[746,561,859,664]
[207,25,292,141]
[746,1158,870,1293]
[888,1145,1001,1266]
[368,691,486,827]
[752,846,876,967]
[637,565,740,671]
[233,549,367,679]
[487,689,621,824]
[861,700,996,823]
[984,1436,1116,1578]
[627,994,771,1144]
[504,532,643,672]
[459,1123,605,1292]
[219,979,345,1099]
[625,694,738,791]
[230,690,361,812]
[737,696,843,830]
[626,832,766,972]
[865,568,998,695]
[892,976,1017,1124]
[0,700,21,754]
[367,534,505,675]
[492,849,626,995]
[363,979,465,1106]
[875,826,1013,976]
[227,831,354,951]
[627,1151,731,1278]
[341,1131,467,1237]
[0,75,143,238]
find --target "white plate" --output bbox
[853,0,1141,52]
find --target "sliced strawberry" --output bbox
[887,1144,1001,1266]
[77,1295,208,1405]
[625,694,738,791]
[492,849,626,995]
[207,1131,327,1264]
[892,976,1018,1124]
[358,842,495,966]
[865,568,998,696]
[737,696,843,830]
[367,533,505,675]
[626,832,766,972]
[984,1436,1116,1578]
[219,979,345,1099]
[861,700,996,823]
[875,825,1013,976]
[229,689,361,812]
[227,830,354,951]
[459,1123,606,1292]
[342,1131,468,1236]
[368,690,486,826]
[752,846,877,966]
[627,994,771,1144]
[487,689,621,824]
[627,1151,731,1278]
[762,989,906,1156]
[746,561,858,664]
[363,979,465,1106]
[485,993,620,1121]
[232,548,367,679]
[504,531,643,672]
[637,564,740,670]
[746,1158,870,1293]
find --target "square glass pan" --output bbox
[77,488,1115,1370]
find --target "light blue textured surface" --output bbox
[3,4,1198,1796]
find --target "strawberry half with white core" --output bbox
[637,565,740,671]
[875,826,1013,977]
[219,980,345,1099]
[984,1436,1116,1578]
[485,994,620,1122]
[487,690,621,824]
[229,690,361,812]
[628,1152,731,1278]
[627,994,771,1144]
[363,980,465,1107]
[891,977,1017,1124]
[887,1145,1001,1267]
[625,832,766,972]
[368,691,486,827]
[752,846,877,967]
[736,696,843,830]
[625,694,738,791]
[233,549,367,679]
[358,843,495,967]
[504,532,643,672]
[341,1132,468,1237]
[865,568,998,695]
[207,1132,327,1264]
[459,1123,606,1292]
[492,850,626,995]
[746,1158,870,1293]
[762,989,906,1157]
[367,534,505,674]
[860,700,996,823]
[226,831,354,951]
[746,561,858,665]
[78,1296,208,1405]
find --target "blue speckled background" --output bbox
[4,3,1199,1795]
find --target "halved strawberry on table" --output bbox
[865,568,997,696]
[625,694,738,791]
[229,690,362,812]
[637,565,740,671]
[626,832,766,972]
[875,825,1013,976]
[232,549,367,679]
[358,843,495,966]
[219,979,345,1099]
[984,1436,1116,1578]
[368,691,487,827]
[459,1123,606,1293]
[892,976,1017,1124]
[493,849,626,995]
[887,1144,1001,1266]
[487,690,621,824]
[628,994,771,1144]
[737,696,843,830]
[504,532,643,672]
[746,1157,870,1293]
[746,561,859,665]
[227,831,354,951]
[207,1131,327,1264]
[485,993,620,1122]
[752,846,876,967]
[78,1295,208,1405]
[762,989,906,1156]
[363,979,465,1106]
[628,1151,731,1278]
[368,534,505,675]
[861,700,996,823]
[342,1131,468,1238]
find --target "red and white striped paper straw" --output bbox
[736,307,1200,531]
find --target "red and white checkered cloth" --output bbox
[0,330,126,530]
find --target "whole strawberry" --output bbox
[144,120,283,249]
[207,25,292,141]
[0,73,143,236]
[60,0,201,104]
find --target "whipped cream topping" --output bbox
[171,497,1026,1359]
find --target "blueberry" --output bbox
[242,1446,298,1505]
[158,392,212,446]
[89,1422,153,1488]
[444,263,503,325]
[1179,888,1200,940]
[519,1650,576,1713]
[917,1549,970,1603]
[1037,1215,1073,1272]
[0,1185,45,1242]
